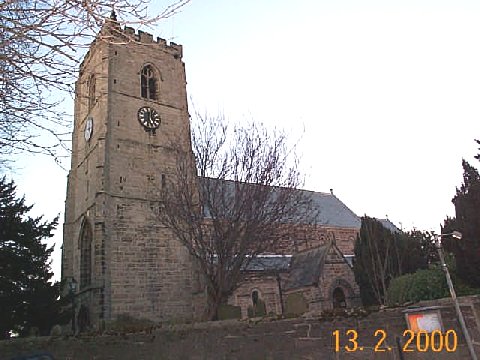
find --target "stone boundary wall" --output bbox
[1,295,480,360]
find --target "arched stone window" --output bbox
[87,74,96,110]
[79,219,93,289]
[333,287,346,309]
[140,65,157,100]
[251,290,259,307]
[248,289,266,317]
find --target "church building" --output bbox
[228,189,361,318]
[62,16,361,330]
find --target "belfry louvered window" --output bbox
[141,65,157,100]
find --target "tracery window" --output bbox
[80,219,93,289]
[88,74,96,110]
[141,65,157,100]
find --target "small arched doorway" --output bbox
[79,218,93,289]
[333,287,347,309]
[77,304,90,333]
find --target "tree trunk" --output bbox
[205,287,223,321]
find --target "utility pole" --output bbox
[436,232,477,360]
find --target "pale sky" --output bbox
[6,0,480,280]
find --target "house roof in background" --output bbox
[378,218,402,233]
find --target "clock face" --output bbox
[138,107,161,130]
[84,116,93,141]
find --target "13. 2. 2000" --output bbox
[332,329,458,353]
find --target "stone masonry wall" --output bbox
[104,32,195,322]
[275,225,358,256]
[229,274,283,318]
[2,295,480,360]
[63,25,198,329]
[318,252,361,309]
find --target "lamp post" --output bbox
[69,278,77,335]
[435,231,477,360]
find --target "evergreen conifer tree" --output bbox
[446,156,480,288]
[0,177,62,338]
[354,216,430,306]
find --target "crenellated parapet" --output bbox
[80,23,183,72]
[122,27,183,58]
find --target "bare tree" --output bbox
[0,0,189,164]
[160,113,316,320]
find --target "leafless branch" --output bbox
[159,113,316,320]
[0,0,190,165]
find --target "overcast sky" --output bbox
[6,0,480,280]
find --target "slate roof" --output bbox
[305,190,360,228]
[282,245,330,291]
[243,256,291,272]
[200,177,360,229]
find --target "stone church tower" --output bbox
[62,17,197,329]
